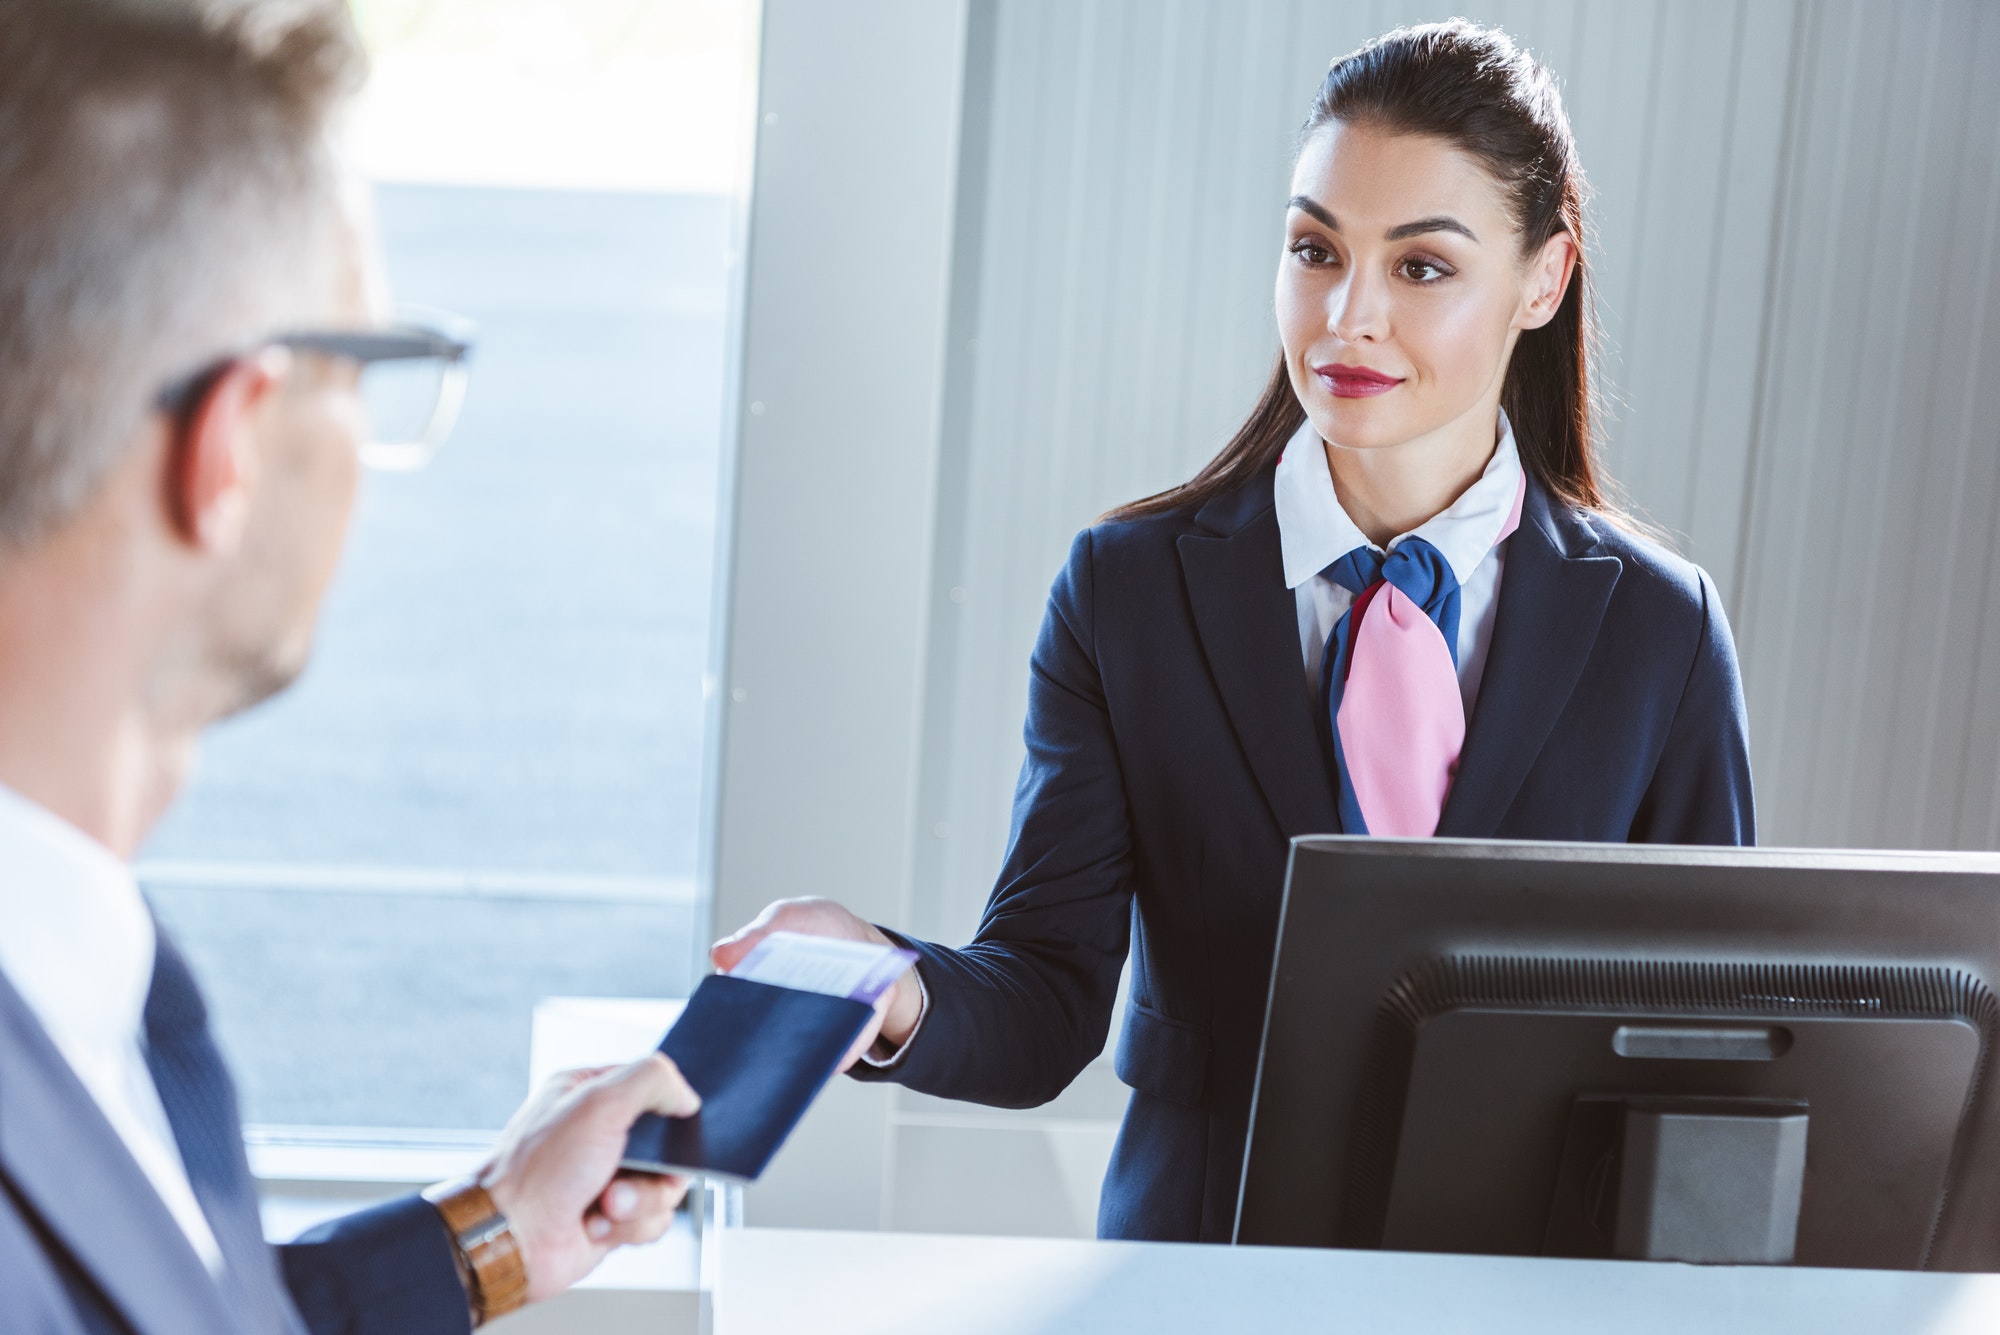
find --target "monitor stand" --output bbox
[1544,1095,1809,1263]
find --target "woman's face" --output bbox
[1276,120,1571,453]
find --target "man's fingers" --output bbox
[587,1053,702,1121]
[588,1175,692,1255]
[598,1172,685,1226]
[599,1178,641,1222]
[501,1062,617,1137]
[597,1204,679,1248]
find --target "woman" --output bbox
[716,21,1754,1244]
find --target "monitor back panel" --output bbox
[1234,839,2000,1270]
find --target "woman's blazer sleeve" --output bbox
[851,528,1135,1109]
[1629,566,1757,845]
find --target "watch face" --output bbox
[462,1214,511,1251]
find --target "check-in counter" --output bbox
[699,1192,2000,1335]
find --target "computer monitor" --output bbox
[1234,838,2000,1270]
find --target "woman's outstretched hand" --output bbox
[712,897,924,1070]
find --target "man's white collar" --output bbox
[0,783,154,1058]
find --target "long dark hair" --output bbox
[1109,21,1616,524]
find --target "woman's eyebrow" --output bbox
[1287,197,1478,244]
[1287,194,1339,230]
[1385,215,1478,242]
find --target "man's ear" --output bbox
[1517,230,1578,331]
[165,347,289,553]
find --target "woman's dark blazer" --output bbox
[853,465,1755,1243]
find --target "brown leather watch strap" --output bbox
[422,1178,529,1326]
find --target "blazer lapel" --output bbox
[1178,472,1342,838]
[1438,477,1622,836]
[0,972,240,1335]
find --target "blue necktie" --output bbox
[143,930,298,1329]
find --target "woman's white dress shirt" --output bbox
[0,783,225,1273]
[1272,410,1526,715]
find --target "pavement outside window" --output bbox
[149,880,697,1129]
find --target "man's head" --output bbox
[0,0,376,726]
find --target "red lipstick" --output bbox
[1315,363,1404,398]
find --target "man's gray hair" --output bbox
[0,0,365,549]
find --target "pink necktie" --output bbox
[1323,473,1526,836]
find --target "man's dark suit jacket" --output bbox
[0,963,469,1333]
[854,469,1756,1243]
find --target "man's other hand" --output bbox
[712,897,923,1067]
[479,1054,700,1302]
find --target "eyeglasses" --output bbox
[153,313,475,471]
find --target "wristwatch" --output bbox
[423,1177,529,1325]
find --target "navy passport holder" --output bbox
[621,972,877,1182]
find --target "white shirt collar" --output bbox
[0,784,226,1275]
[1273,409,1526,591]
[0,783,155,1066]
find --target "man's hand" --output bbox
[713,897,922,1068]
[478,1055,700,1303]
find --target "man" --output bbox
[0,0,699,1329]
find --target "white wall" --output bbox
[1735,0,2000,851]
[718,0,2000,1234]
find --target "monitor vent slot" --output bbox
[1387,957,1993,1024]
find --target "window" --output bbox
[142,0,755,1134]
